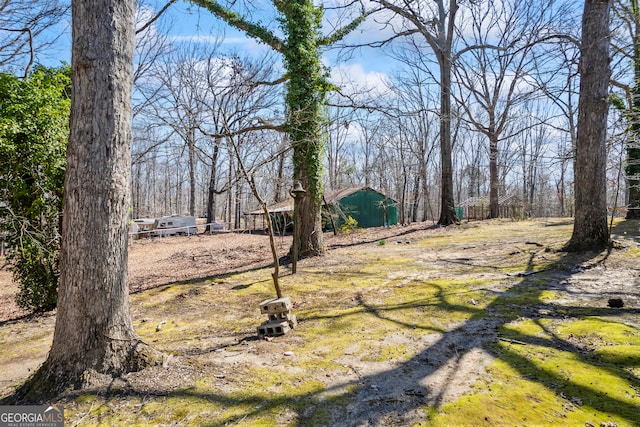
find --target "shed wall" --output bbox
[333,189,398,228]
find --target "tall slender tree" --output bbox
[373,0,460,225]
[565,0,612,251]
[454,0,564,219]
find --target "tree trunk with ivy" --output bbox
[9,0,163,402]
[281,0,326,256]
[565,0,611,251]
[191,0,367,257]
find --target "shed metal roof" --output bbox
[457,194,520,207]
[245,186,395,216]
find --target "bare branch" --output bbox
[197,120,285,140]
[251,75,288,88]
[136,0,177,35]
[319,6,377,46]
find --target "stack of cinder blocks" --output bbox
[257,296,297,337]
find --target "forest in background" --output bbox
[0,0,637,226]
[122,0,629,226]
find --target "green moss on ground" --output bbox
[3,219,640,426]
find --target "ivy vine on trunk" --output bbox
[190,0,368,257]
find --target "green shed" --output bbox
[324,187,398,229]
[244,187,398,232]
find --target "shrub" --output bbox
[0,65,69,312]
[339,216,359,234]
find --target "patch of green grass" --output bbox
[555,318,640,367]
[423,315,640,426]
[557,318,640,347]
[428,341,638,426]
[360,343,410,362]
[427,358,569,426]
[596,345,640,365]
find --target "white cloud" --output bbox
[330,63,391,99]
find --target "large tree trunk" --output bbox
[294,168,324,258]
[13,0,162,402]
[565,0,611,251]
[625,0,640,218]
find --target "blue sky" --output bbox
[156,1,397,89]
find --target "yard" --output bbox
[1,219,639,426]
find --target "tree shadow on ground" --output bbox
[294,248,640,426]
[43,243,640,426]
[4,225,640,425]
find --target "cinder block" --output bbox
[260,297,292,314]
[257,319,291,337]
[268,312,298,328]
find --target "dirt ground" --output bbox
[0,225,432,398]
[1,220,639,426]
[0,226,411,322]
[0,233,272,323]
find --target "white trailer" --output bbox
[129,218,156,239]
[152,216,197,237]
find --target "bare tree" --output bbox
[326,105,356,191]
[132,1,174,112]
[372,0,460,225]
[533,41,580,217]
[147,45,209,216]
[352,111,386,189]
[456,131,486,202]
[388,60,439,222]
[453,0,568,218]
[517,105,551,217]
[565,0,612,251]
[196,53,284,228]
[0,0,69,77]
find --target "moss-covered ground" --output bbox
[1,218,639,426]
